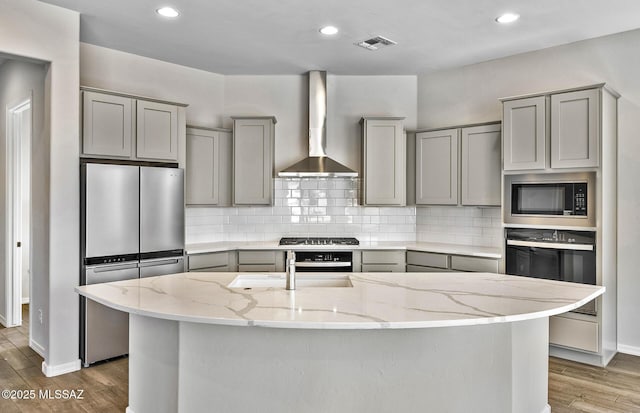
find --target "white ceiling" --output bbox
[38,0,640,75]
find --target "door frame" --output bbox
[5,95,32,328]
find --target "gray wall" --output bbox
[0,0,80,373]
[0,59,47,351]
[417,28,640,354]
[223,74,417,173]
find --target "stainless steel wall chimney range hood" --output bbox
[278,71,358,177]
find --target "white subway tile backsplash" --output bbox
[185,179,502,247]
[415,206,501,248]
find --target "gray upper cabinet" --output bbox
[461,124,501,206]
[232,117,275,205]
[503,96,546,171]
[551,89,599,169]
[136,100,178,161]
[416,128,459,205]
[82,91,134,158]
[361,117,406,206]
[81,88,186,163]
[186,127,232,206]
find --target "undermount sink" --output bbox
[227,274,353,289]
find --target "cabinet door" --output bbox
[186,128,219,205]
[461,124,501,206]
[136,100,178,161]
[362,119,406,205]
[82,91,133,158]
[503,96,546,171]
[233,118,274,205]
[551,89,599,168]
[416,129,459,205]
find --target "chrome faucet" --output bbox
[286,250,296,290]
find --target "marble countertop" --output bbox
[76,271,602,329]
[186,241,502,259]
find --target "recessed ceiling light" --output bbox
[319,26,339,35]
[495,13,519,24]
[156,7,180,18]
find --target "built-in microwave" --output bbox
[504,172,595,227]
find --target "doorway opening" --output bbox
[6,97,31,328]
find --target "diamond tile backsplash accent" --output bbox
[186,178,502,247]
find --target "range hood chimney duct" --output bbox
[278,71,358,177]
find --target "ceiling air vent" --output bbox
[355,35,397,51]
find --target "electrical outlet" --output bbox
[38,309,43,324]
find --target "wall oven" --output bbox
[505,228,596,315]
[504,172,595,227]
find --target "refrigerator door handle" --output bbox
[139,258,181,267]
[89,262,139,273]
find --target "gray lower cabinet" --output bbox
[450,256,498,273]
[82,91,134,158]
[81,88,185,162]
[237,250,284,272]
[136,100,179,161]
[187,251,237,272]
[461,124,501,206]
[415,129,459,205]
[406,250,498,273]
[360,250,405,272]
[502,96,546,171]
[549,315,599,353]
[361,117,406,206]
[232,117,276,205]
[186,127,232,206]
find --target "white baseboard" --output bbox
[540,403,551,413]
[618,344,640,357]
[21,297,29,304]
[41,359,81,377]
[126,407,135,413]
[29,339,46,358]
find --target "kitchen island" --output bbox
[76,272,603,413]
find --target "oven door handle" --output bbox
[295,262,352,268]
[506,239,594,251]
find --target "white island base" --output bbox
[128,314,550,413]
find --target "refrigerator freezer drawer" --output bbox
[85,262,139,285]
[84,163,140,258]
[139,257,185,278]
[140,167,185,253]
[82,263,138,366]
[84,299,129,365]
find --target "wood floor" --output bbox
[0,305,638,412]
[0,305,127,412]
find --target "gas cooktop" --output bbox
[278,237,360,246]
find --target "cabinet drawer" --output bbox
[361,250,405,264]
[406,265,453,273]
[450,256,498,273]
[190,266,231,273]
[188,252,230,271]
[238,264,277,272]
[238,251,277,264]
[550,316,599,353]
[406,251,449,269]
[361,264,405,273]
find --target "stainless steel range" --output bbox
[279,237,358,271]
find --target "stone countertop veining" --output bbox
[185,241,502,259]
[76,271,602,329]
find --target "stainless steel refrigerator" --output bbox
[80,163,185,366]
